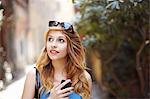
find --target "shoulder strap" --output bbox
[34,67,41,98]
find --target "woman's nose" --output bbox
[51,41,57,48]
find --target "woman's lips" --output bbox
[49,50,59,54]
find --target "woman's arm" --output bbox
[21,68,36,99]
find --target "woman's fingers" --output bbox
[56,79,71,90]
[61,87,74,94]
[51,84,59,92]
[61,97,69,99]
[55,87,73,98]
[50,79,74,98]
[60,90,73,98]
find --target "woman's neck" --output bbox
[52,58,66,75]
[52,58,67,84]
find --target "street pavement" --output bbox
[0,65,107,99]
[0,76,25,99]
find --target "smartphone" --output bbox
[61,80,72,90]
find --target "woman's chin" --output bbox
[49,56,66,61]
[49,57,59,60]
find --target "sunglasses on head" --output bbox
[49,21,74,33]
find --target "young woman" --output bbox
[22,21,92,99]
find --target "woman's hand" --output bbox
[48,79,74,99]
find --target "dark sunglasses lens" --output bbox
[49,21,58,26]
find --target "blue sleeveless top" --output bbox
[40,90,82,99]
[34,68,82,99]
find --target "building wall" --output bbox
[13,2,28,69]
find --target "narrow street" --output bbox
[0,65,107,99]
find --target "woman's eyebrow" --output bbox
[48,35,65,39]
[58,36,65,38]
[48,35,53,37]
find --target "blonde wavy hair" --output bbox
[36,28,90,99]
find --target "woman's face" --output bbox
[46,30,68,60]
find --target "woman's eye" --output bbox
[48,38,53,42]
[59,39,65,43]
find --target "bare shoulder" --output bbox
[25,67,36,87]
[22,67,36,99]
[26,67,36,79]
